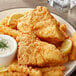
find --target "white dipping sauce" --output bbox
[0,35,17,56]
[0,39,12,55]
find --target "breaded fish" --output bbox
[0,25,20,38]
[0,60,65,76]
[0,64,42,76]
[0,62,65,76]
[18,6,65,44]
[0,16,9,26]
[60,24,69,39]
[0,72,26,76]
[0,25,68,66]
[39,66,65,76]
[17,33,68,66]
[0,59,65,76]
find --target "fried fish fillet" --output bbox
[17,33,68,66]
[0,25,68,66]
[0,59,65,76]
[18,6,65,44]
[60,24,69,39]
[41,70,63,76]
[0,64,42,76]
[0,25,66,76]
[0,72,26,76]
[0,62,65,76]
[39,66,65,76]
[0,60,42,76]
[0,16,9,26]
[0,25,67,66]
[0,25,20,38]
[0,69,64,76]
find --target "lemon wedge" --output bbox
[60,39,72,54]
[0,66,8,72]
[7,13,24,25]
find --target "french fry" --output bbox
[69,32,76,60]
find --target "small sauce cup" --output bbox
[0,35,17,66]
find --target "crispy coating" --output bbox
[18,6,65,44]
[60,24,69,39]
[17,33,68,66]
[0,61,42,76]
[0,25,67,66]
[41,70,63,76]
[0,63,65,76]
[0,16,9,26]
[0,32,4,34]
[69,32,76,60]
[0,68,41,76]
[0,72,26,76]
[60,24,67,32]
[39,66,65,76]
[0,16,17,29]
[8,64,42,76]
[0,25,20,38]
[39,65,65,72]
[17,22,32,33]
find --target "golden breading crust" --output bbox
[39,65,65,76]
[41,70,64,76]
[0,72,26,76]
[17,33,68,66]
[0,63,65,76]
[0,60,65,76]
[0,25,20,38]
[18,6,65,44]
[0,25,68,67]
[0,63,42,76]
[0,16,17,29]
[60,24,69,39]
[0,16,9,26]
[8,65,42,76]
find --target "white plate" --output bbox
[0,8,76,76]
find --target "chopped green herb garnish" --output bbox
[0,39,8,49]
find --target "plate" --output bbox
[0,8,76,76]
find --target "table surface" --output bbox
[0,0,76,76]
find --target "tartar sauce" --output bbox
[0,35,17,56]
